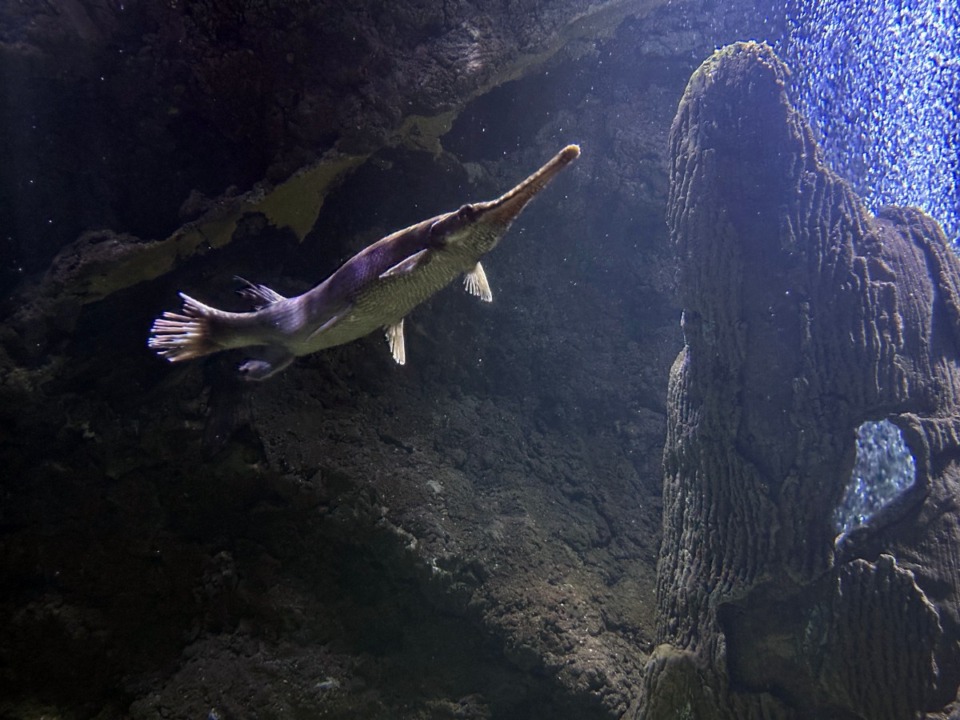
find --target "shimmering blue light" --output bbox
[834,421,916,534]
[783,0,960,242]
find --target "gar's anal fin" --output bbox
[235,343,296,381]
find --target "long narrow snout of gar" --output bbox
[477,144,580,225]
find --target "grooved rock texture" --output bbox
[640,42,960,719]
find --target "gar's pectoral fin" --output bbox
[386,319,406,365]
[380,249,431,280]
[463,262,492,302]
[306,307,351,341]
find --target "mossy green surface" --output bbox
[254,154,368,241]
[23,153,368,314]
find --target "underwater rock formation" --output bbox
[0,0,671,297]
[641,41,960,718]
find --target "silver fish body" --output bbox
[148,144,580,379]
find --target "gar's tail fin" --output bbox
[148,293,224,362]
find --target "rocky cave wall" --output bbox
[3,2,775,719]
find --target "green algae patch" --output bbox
[20,152,367,312]
[187,214,238,251]
[254,153,368,241]
[391,111,458,155]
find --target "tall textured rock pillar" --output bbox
[639,42,960,719]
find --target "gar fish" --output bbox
[148,144,580,380]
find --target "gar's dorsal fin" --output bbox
[235,276,287,309]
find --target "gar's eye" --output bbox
[457,204,476,220]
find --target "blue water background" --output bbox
[781,0,959,243]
